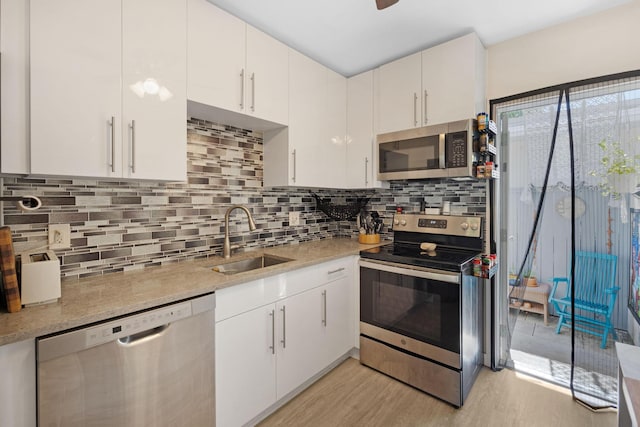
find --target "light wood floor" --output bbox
[259,358,616,427]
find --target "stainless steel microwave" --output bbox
[377,119,476,180]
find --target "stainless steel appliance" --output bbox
[37,293,216,426]
[359,213,483,407]
[377,118,476,180]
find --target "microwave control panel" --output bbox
[445,131,468,168]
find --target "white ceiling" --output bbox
[206,0,631,77]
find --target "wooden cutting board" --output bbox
[0,226,21,312]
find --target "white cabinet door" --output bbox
[246,25,289,125]
[347,71,374,188]
[422,33,485,125]
[275,289,326,399]
[30,0,186,180]
[1,0,30,174]
[273,51,347,188]
[122,0,187,181]
[187,2,288,127]
[30,0,123,178]
[0,339,36,427]
[216,305,277,427]
[376,52,422,134]
[322,276,354,366]
[187,0,245,113]
[325,69,348,188]
[287,49,327,187]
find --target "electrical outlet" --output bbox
[49,224,71,249]
[289,211,300,226]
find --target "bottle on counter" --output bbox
[476,160,485,179]
[477,112,488,131]
[485,161,493,178]
[478,134,488,152]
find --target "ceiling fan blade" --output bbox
[376,0,399,10]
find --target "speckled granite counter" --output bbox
[0,238,387,347]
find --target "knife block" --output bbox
[358,234,381,244]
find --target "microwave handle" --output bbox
[438,133,446,169]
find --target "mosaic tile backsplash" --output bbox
[2,118,486,279]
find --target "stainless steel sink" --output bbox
[211,254,293,275]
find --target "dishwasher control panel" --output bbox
[85,301,193,348]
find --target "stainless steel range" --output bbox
[359,213,484,407]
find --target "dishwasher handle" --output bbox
[117,324,169,346]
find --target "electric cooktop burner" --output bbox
[360,243,480,272]
[359,213,484,272]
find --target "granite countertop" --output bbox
[0,238,388,347]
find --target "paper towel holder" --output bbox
[0,195,43,211]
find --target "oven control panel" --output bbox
[417,218,447,229]
[393,213,482,237]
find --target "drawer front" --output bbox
[285,257,353,297]
[215,274,285,322]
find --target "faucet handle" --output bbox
[229,244,243,253]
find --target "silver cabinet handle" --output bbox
[365,157,369,186]
[438,133,445,169]
[280,306,286,348]
[292,149,297,183]
[328,267,345,275]
[322,290,327,326]
[240,68,245,110]
[424,90,428,125]
[269,309,275,354]
[413,92,418,127]
[109,116,115,173]
[129,120,136,173]
[250,72,255,112]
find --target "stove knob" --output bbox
[400,220,407,226]
[470,222,479,231]
[460,222,469,230]
[393,219,399,226]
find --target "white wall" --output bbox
[487,1,640,101]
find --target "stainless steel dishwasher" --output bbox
[37,293,215,427]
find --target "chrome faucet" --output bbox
[223,205,257,258]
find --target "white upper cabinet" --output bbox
[346,70,386,189]
[422,33,486,125]
[245,25,289,125]
[30,0,187,181]
[287,49,326,187]
[122,0,187,181]
[1,0,30,175]
[376,52,422,134]
[30,0,123,178]
[263,49,347,188]
[187,0,245,117]
[376,33,486,134]
[324,69,347,188]
[347,70,373,188]
[187,0,288,126]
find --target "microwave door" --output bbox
[378,134,444,180]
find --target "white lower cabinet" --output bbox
[215,257,355,427]
[216,303,277,427]
[0,339,36,427]
[322,275,354,364]
[275,289,325,399]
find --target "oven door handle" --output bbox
[359,259,460,284]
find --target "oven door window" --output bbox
[379,135,441,173]
[360,267,460,354]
